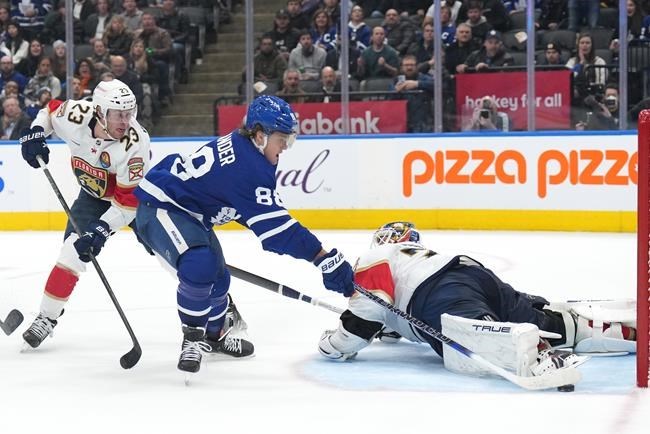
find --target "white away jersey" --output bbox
[32,99,150,230]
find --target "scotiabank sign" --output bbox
[216,101,407,135]
[455,70,572,130]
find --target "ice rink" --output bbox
[0,229,648,434]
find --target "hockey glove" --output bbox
[73,220,111,262]
[20,126,49,168]
[313,249,354,297]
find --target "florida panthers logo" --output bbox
[210,207,241,226]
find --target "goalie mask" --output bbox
[92,79,137,140]
[371,221,421,248]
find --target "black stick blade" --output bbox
[1,310,24,336]
[120,344,142,369]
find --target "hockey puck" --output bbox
[557,384,575,392]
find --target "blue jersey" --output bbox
[135,131,322,261]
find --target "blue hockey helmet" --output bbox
[245,95,298,145]
[371,221,421,248]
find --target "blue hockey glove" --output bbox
[20,126,49,169]
[74,220,111,262]
[314,249,354,297]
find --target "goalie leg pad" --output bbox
[318,322,371,361]
[441,313,539,377]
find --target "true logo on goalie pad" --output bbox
[471,324,512,333]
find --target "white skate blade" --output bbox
[184,372,193,386]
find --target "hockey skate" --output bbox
[531,349,590,377]
[204,328,255,358]
[22,312,60,348]
[223,294,248,335]
[376,327,402,343]
[178,325,210,378]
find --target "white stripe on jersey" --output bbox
[246,210,290,226]
[177,304,212,317]
[156,208,189,254]
[257,219,298,242]
[139,178,204,221]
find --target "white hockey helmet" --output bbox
[92,79,137,122]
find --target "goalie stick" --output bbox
[36,156,141,370]
[352,282,581,391]
[227,265,344,314]
[0,309,24,335]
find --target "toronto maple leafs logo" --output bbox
[210,207,241,225]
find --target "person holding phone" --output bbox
[463,95,511,131]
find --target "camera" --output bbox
[583,94,604,111]
[605,95,618,109]
[479,100,491,118]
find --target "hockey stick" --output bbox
[36,156,141,369]
[0,309,24,335]
[226,265,345,314]
[352,282,581,391]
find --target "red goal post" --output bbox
[637,110,650,388]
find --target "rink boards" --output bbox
[0,131,637,231]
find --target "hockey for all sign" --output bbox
[216,100,407,136]
[455,70,572,130]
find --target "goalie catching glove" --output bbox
[314,249,354,297]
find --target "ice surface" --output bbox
[0,230,647,434]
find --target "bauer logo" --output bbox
[276,149,328,194]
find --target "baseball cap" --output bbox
[485,30,502,42]
[276,9,290,18]
[545,42,561,52]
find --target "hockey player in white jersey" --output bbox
[19,79,151,349]
[319,222,637,380]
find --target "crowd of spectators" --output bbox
[240,0,650,132]
[0,0,208,137]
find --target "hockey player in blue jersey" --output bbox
[135,95,354,375]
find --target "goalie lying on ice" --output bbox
[318,222,636,379]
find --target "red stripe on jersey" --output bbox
[45,266,79,299]
[47,99,63,114]
[113,184,139,208]
[354,262,395,302]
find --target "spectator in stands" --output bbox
[288,30,327,81]
[463,95,510,131]
[349,4,370,51]
[0,95,31,139]
[158,0,191,84]
[0,80,24,111]
[42,0,82,44]
[268,9,301,61]
[382,8,416,56]
[134,12,173,104]
[287,0,310,32]
[439,5,457,46]
[408,22,434,73]
[70,76,85,100]
[576,83,619,130]
[0,6,11,36]
[16,38,44,77]
[538,0,568,31]
[568,0,599,32]
[91,39,112,73]
[322,0,341,24]
[25,86,51,119]
[127,38,157,128]
[464,1,493,45]
[566,32,608,100]
[103,15,133,57]
[120,0,143,32]
[480,0,511,32]
[109,54,144,107]
[73,0,97,22]
[540,42,563,65]
[310,9,337,52]
[84,0,113,44]
[373,0,429,19]
[311,65,342,103]
[357,26,399,79]
[75,57,99,96]
[444,23,479,75]
[424,0,467,26]
[613,0,644,46]
[0,21,29,65]
[50,40,66,83]
[0,55,27,93]
[459,30,513,73]
[250,35,287,93]
[276,68,307,103]
[393,54,435,133]
[325,34,361,78]
[24,56,61,104]
[10,0,51,42]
